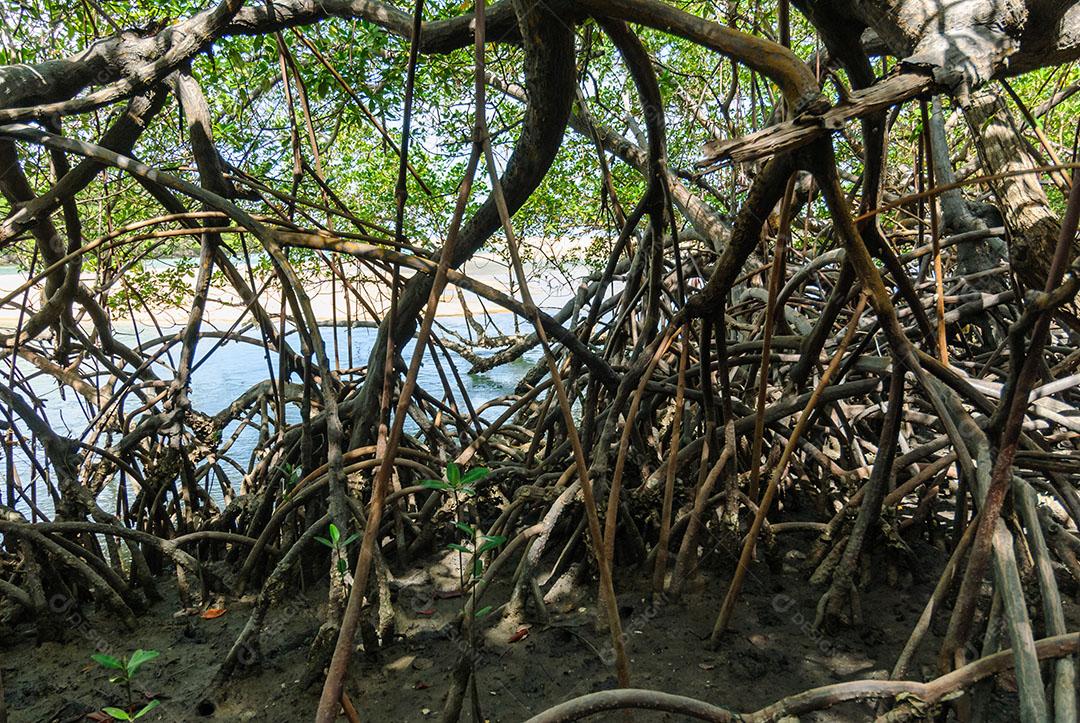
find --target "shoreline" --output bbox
[0,252,579,333]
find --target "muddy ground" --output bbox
[1,530,1047,722]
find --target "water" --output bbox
[3,315,540,519]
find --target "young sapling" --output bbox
[91,649,161,721]
[315,522,361,588]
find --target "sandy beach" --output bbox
[0,244,590,333]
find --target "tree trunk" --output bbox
[962,87,1067,291]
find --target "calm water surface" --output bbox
[5,315,540,518]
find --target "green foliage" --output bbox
[278,463,302,500]
[420,462,489,497]
[315,522,361,550]
[4,0,1079,311]
[91,649,159,682]
[421,464,503,582]
[315,522,361,585]
[91,649,160,720]
[105,259,196,313]
[102,700,161,721]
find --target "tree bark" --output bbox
[962,87,1067,291]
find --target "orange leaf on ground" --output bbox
[200,608,227,619]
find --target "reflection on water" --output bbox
[4,315,539,518]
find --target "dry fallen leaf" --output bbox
[200,607,227,619]
[508,626,530,643]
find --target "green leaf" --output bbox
[454,521,476,537]
[328,524,341,545]
[460,487,476,497]
[476,536,505,554]
[314,536,334,548]
[133,700,161,719]
[103,708,132,721]
[474,605,493,618]
[461,467,489,485]
[277,463,296,480]
[92,653,124,671]
[337,558,348,575]
[126,649,159,677]
[447,543,471,554]
[341,533,360,547]
[445,462,461,486]
[473,558,484,577]
[420,479,451,491]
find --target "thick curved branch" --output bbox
[0,0,520,115]
[347,0,577,440]
[577,0,820,109]
[0,0,244,121]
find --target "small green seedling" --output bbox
[421,463,504,611]
[91,649,160,720]
[420,463,501,721]
[278,462,302,501]
[419,461,489,497]
[448,532,507,589]
[315,523,361,585]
